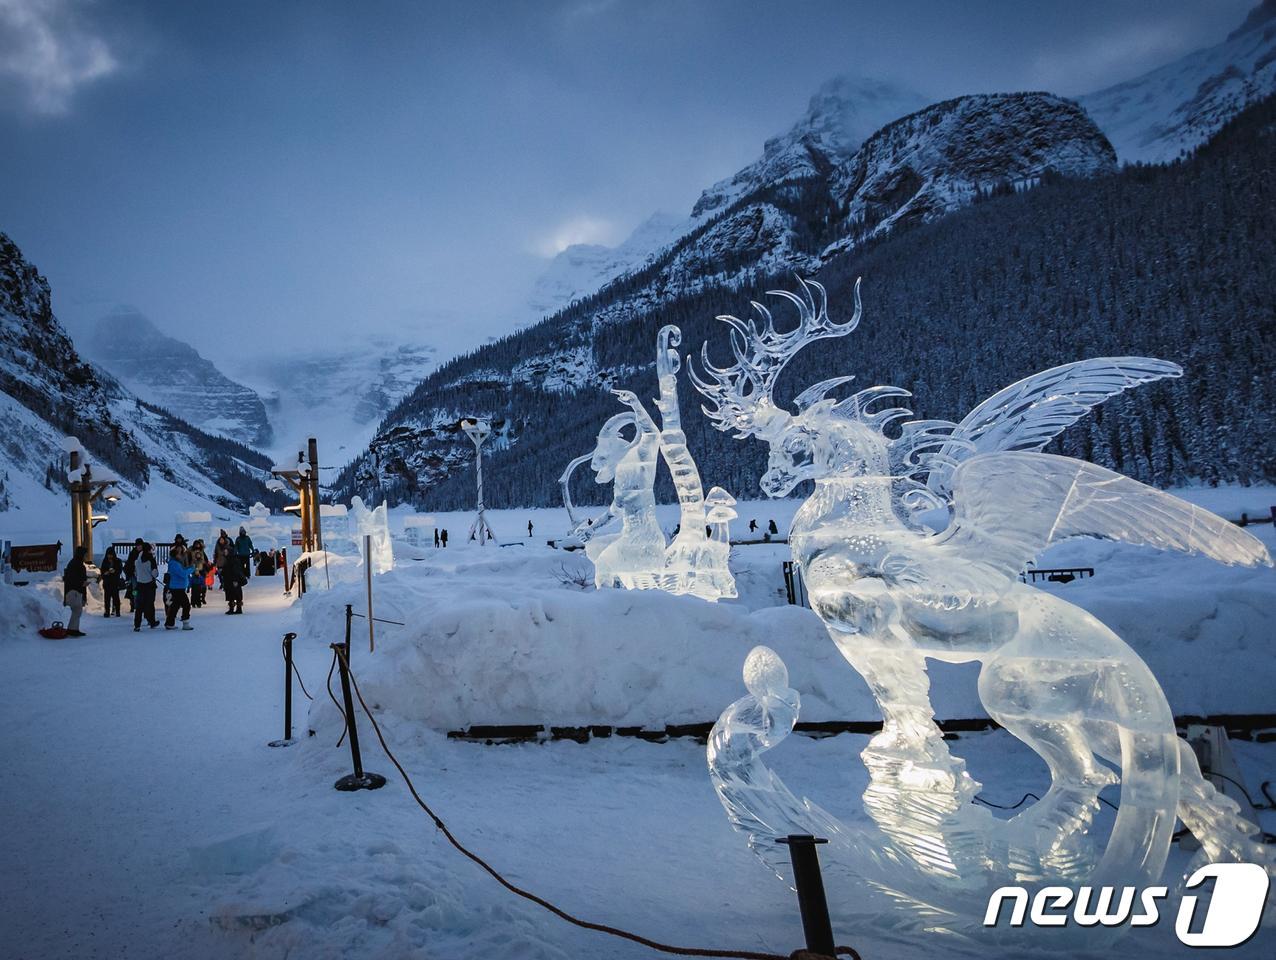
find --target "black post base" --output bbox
[334,772,386,791]
[268,738,296,748]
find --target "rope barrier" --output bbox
[326,647,348,747]
[282,636,314,701]
[335,646,862,960]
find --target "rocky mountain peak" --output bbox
[691,75,928,220]
[86,309,274,448]
[1229,0,1276,41]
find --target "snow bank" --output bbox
[0,579,64,635]
[299,545,892,731]
[299,497,1275,731]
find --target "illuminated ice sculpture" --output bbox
[693,278,1273,927]
[349,496,394,574]
[563,325,736,600]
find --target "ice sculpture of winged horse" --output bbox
[690,278,1272,924]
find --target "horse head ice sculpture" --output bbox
[562,325,736,600]
[692,278,1273,930]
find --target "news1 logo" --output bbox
[984,863,1269,946]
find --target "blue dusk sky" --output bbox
[0,0,1253,367]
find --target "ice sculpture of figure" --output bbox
[693,278,1273,926]
[654,325,736,601]
[563,324,736,599]
[586,395,667,590]
[349,496,394,575]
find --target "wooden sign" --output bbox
[9,542,62,573]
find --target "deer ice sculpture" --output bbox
[692,278,1272,926]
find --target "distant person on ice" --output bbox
[164,544,195,631]
[62,545,89,637]
[749,519,757,534]
[433,528,440,548]
[132,544,159,631]
[527,519,534,538]
[99,548,123,618]
[222,551,245,615]
[767,519,778,535]
[235,527,254,580]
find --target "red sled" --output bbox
[39,620,68,639]
[206,567,217,587]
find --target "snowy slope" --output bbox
[1079,0,1276,163]
[82,310,273,447]
[526,212,686,323]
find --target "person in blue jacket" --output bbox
[235,527,254,580]
[164,544,196,631]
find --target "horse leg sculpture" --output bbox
[839,642,994,882]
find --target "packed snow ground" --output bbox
[2,487,1275,959]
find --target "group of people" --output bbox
[61,527,261,635]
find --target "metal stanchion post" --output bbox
[269,632,298,747]
[331,643,385,792]
[776,835,836,958]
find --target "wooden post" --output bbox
[82,464,95,561]
[364,534,375,653]
[308,437,323,554]
[68,449,82,553]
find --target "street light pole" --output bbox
[461,419,496,545]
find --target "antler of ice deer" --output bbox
[688,277,862,439]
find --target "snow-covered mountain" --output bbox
[527,212,686,322]
[610,92,1113,306]
[690,75,929,221]
[83,310,273,448]
[0,232,281,518]
[526,76,928,322]
[343,91,1119,505]
[1079,0,1276,164]
[232,339,436,464]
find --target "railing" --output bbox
[1020,566,1095,585]
[782,560,808,607]
[110,541,176,564]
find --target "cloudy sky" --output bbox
[0,0,1253,369]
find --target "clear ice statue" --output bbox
[692,278,1273,929]
[349,496,394,574]
[564,325,736,600]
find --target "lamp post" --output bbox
[270,439,323,553]
[64,438,122,560]
[461,418,496,545]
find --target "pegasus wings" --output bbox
[892,452,1271,608]
[925,358,1183,499]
